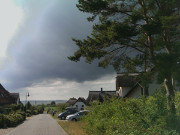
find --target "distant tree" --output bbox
[51,101,56,106]
[26,101,32,109]
[69,0,180,114]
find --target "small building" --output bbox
[0,84,20,105]
[86,88,116,105]
[66,97,77,106]
[10,93,20,104]
[73,97,86,111]
[116,73,161,98]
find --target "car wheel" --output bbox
[72,118,77,122]
[61,116,65,120]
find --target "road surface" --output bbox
[7,114,68,135]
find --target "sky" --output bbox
[0,0,116,100]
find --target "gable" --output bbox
[0,84,14,105]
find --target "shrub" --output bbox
[0,113,25,128]
[175,91,180,116]
[0,114,4,128]
[0,104,44,128]
[56,103,69,112]
[37,105,44,114]
[84,91,180,135]
[6,113,24,127]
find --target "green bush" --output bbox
[6,113,24,127]
[56,103,69,112]
[175,91,180,116]
[24,104,44,117]
[26,110,32,117]
[0,113,25,128]
[0,104,44,128]
[84,91,180,135]
[0,114,4,128]
[0,104,24,115]
[37,105,44,114]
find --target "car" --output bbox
[66,110,89,121]
[57,109,78,120]
[65,107,78,111]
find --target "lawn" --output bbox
[58,121,87,135]
[44,106,58,112]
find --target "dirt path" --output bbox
[6,114,68,135]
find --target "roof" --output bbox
[116,73,140,87]
[66,97,77,106]
[0,84,14,105]
[10,93,20,103]
[124,82,143,97]
[86,90,116,105]
[76,97,86,104]
[10,93,19,99]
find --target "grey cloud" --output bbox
[1,0,114,90]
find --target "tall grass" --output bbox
[58,121,87,135]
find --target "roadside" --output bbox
[51,112,87,135]
[58,120,87,135]
[0,128,14,135]
[47,103,88,135]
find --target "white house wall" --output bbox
[121,87,131,97]
[73,102,86,111]
[131,87,142,98]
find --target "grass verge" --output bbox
[58,121,87,135]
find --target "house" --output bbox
[73,97,87,111]
[0,84,20,105]
[9,93,20,104]
[116,73,161,98]
[86,88,116,105]
[66,97,77,106]
[66,97,87,111]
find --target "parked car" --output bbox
[66,110,89,121]
[57,109,78,120]
[65,107,78,111]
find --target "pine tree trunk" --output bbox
[164,77,176,114]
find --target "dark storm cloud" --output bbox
[1,0,114,90]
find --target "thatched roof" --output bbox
[86,90,116,105]
[66,97,77,106]
[116,73,140,87]
[76,97,86,104]
[0,84,14,105]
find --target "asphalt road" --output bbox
[7,114,68,135]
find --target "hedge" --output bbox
[84,91,180,135]
[0,104,44,128]
[0,113,25,128]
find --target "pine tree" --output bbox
[69,0,180,114]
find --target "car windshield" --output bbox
[73,112,80,115]
[64,111,70,114]
[74,111,88,116]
